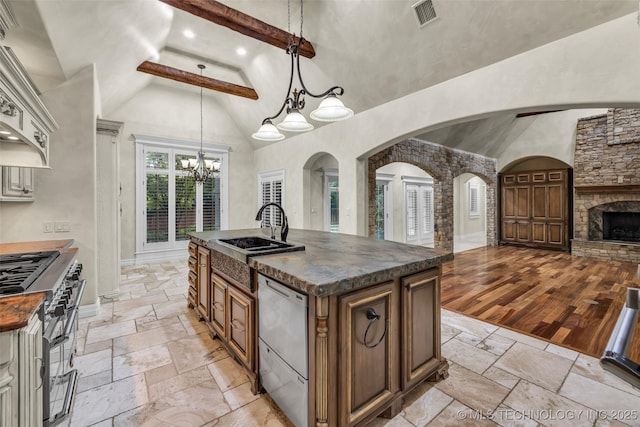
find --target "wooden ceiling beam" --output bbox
[159,0,316,59]
[137,61,259,100]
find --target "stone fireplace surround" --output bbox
[572,109,640,263]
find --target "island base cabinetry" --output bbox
[315,267,449,427]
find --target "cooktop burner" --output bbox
[0,251,60,295]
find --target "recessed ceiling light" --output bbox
[7,136,18,140]
[236,47,247,56]
[183,29,195,39]
[0,130,10,135]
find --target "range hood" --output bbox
[0,46,58,168]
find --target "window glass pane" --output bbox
[175,174,196,241]
[146,173,169,243]
[146,152,169,170]
[329,182,339,233]
[375,184,385,240]
[203,176,221,231]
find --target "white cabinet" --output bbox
[0,166,34,201]
[0,311,43,427]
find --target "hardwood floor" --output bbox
[441,245,640,360]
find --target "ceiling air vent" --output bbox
[412,0,438,28]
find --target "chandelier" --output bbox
[181,64,220,182]
[252,0,353,142]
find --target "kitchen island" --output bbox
[188,229,452,427]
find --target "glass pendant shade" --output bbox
[252,120,285,141]
[310,95,354,122]
[180,159,190,169]
[277,110,314,132]
[212,160,221,171]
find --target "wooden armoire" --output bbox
[499,169,572,251]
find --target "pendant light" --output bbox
[252,0,353,142]
[181,64,217,182]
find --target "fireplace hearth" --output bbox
[603,212,640,242]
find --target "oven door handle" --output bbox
[68,279,86,311]
[49,309,77,348]
[50,369,78,426]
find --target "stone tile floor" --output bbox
[62,260,640,426]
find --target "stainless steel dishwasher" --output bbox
[258,274,308,427]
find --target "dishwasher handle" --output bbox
[259,274,307,307]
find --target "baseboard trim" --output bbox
[79,299,100,319]
[122,249,186,266]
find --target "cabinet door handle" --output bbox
[230,319,245,332]
[363,308,388,349]
[35,356,43,390]
[213,302,224,311]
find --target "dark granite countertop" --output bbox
[189,229,453,296]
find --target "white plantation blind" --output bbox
[422,187,433,234]
[259,170,285,227]
[406,187,418,239]
[135,136,228,255]
[145,151,170,244]
[469,182,479,217]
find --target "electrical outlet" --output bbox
[55,221,71,232]
[618,175,624,184]
[42,222,53,233]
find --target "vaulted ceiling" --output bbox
[3,0,637,151]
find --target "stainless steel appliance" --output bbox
[0,249,84,426]
[600,287,640,389]
[258,274,308,427]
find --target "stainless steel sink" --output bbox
[216,236,305,262]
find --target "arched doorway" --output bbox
[453,173,487,252]
[374,162,435,246]
[303,153,340,232]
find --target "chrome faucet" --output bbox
[255,202,289,242]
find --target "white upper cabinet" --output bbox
[0,43,58,168]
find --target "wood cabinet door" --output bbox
[500,169,569,250]
[401,270,441,390]
[197,247,210,321]
[227,286,254,368]
[339,281,398,426]
[211,274,228,338]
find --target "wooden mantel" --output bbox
[574,185,640,194]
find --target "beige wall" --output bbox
[107,83,256,262]
[254,14,640,237]
[0,65,99,305]
[453,173,486,238]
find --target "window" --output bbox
[403,175,434,246]
[323,169,339,232]
[375,173,394,240]
[135,134,228,258]
[469,182,480,217]
[258,170,285,228]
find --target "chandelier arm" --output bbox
[294,38,344,99]
[262,45,297,124]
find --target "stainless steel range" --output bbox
[0,249,85,426]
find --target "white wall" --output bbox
[253,14,640,237]
[453,174,486,238]
[495,108,606,171]
[107,83,256,261]
[0,65,99,305]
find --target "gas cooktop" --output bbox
[0,251,60,295]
